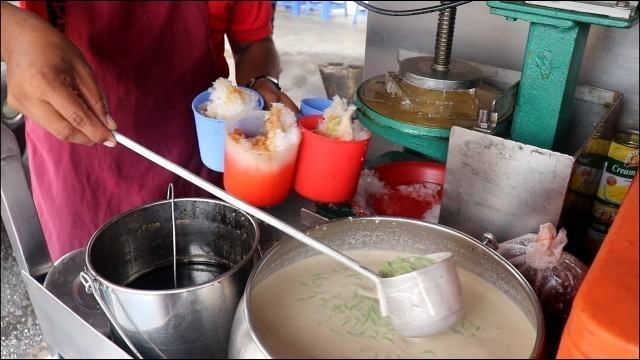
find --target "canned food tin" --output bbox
[595,129,639,205]
[568,134,611,195]
[587,197,619,236]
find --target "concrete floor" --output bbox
[0,6,366,359]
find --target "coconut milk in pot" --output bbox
[228,217,544,358]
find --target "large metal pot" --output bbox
[229,217,544,358]
[84,198,259,359]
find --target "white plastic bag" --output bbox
[497,223,588,324]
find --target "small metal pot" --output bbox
[228,217,544,358]
[84,198,259,359]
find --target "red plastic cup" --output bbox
[294,115,371,203]
[223,111,301,207]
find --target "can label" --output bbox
[588,198,619,235]
[596,140,638,205]
[568,148,608,195]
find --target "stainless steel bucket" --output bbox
[84,198,259,359]
[228,217,545,358]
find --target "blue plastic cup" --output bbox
[300,98,333,116]
[192,87,263,172]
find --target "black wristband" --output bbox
[246,75,281,91]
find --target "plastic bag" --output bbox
[497,223,588,324]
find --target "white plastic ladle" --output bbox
[113,131,464,337]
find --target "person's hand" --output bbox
[251,79,300,115]
[228,33,299,115]
[1,2,117,147]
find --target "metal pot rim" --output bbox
[85,197,260,295]
[241,216,544,359]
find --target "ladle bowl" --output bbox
[113,131,464,339]
[379,251,464,337]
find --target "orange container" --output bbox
[293,115,371,204]
[223,111,300,207]
[557,175,639,359]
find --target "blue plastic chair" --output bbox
[276,1,304,16]
[353,3,367,24]
[305,1,348,21]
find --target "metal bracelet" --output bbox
[246,75,281,91]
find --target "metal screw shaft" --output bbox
[432,1,457,72]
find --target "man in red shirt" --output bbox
[1,1,297,261]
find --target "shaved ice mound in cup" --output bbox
[294,96,372,204]
[315,96,371,141]
[192,78,264,172]
[200,78,262,119]
[351,162,445,223]
[224,104,301,207]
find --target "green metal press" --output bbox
[488,1,638,149]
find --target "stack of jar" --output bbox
[586,129,639,258]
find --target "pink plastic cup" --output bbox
[293,115,371,204]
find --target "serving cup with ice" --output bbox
[294,96,373,204]
[192,78,264,172]
[223,104,301,207]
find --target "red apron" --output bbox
[26,1,222,262]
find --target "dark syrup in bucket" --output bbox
[125,259,231,290]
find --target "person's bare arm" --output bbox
[1,1,116,146]
[229,36,299,113]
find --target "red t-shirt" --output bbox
[20,1,274,79]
